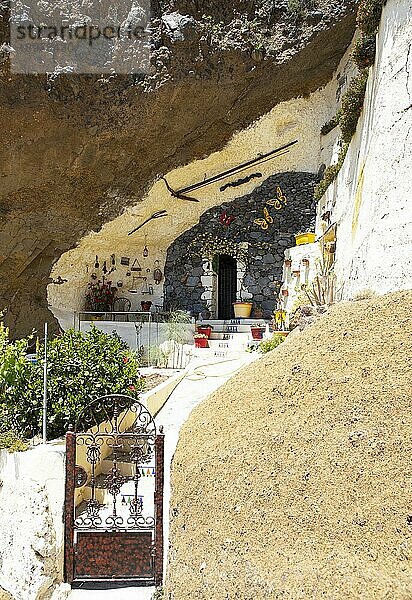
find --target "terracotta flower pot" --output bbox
[250,327,264,340]
[195,337,209,348]
[281,289,289,297]
[233,302,253,318]
[284,259,292,267]
[141,301,152,312]
[197,326,212,338]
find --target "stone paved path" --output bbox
[67,352,257,600]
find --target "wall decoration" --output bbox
[94,256,99,269]
[128,210,168,236]
[153,261,163,284]
[130,276,146,293]
[162,140,298,201]
[254,207,274,230]
[266,185,288,210]
[131,258,142,272]
[219,211,236,227]
[102,260,108,274]
[120,256,130,266]
[143,234,149,258]
[220,172,262,192]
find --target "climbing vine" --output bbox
[315,0,385,201]
[187,233,249,264]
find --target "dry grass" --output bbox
[166,290,412,599]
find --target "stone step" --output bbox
[209,332,250,341]
[207,339,249,352]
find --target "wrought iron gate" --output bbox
[64,395,164,586]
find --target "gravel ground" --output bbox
[166,291,412,599]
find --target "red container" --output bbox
[195,337,209,348]
[197,325,212,338]
[251,327,264,340]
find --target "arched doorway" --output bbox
[217,255,237,319]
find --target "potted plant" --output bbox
[295,231,316,246]
[281,289,289,297]
[233,284,253,319]
[233,300,253,319]
[284,258,292,268]
[141,300,152,312]
[197,324,213,338]
[85,279,117,314]
[250,326,264,340]
[302,257,310,267]
[194,333,209,348]
[292,269,300,277]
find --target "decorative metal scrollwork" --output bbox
[74,394,157,438]
[74,466,87,488]
[73,395,158,532]
[105,465,127,497]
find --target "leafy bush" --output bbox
[338,69,369,143]
[314,143,349,201]
[352,34,376,68]
[357,0,386,37]
[0,324,144,439]
[0,430,28,453]
[258,334,285,354]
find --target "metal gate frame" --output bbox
[64,395,164,587]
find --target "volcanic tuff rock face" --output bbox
[0,0,357,336]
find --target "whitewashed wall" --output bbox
[0,444,69,600]
[318,0,412,297]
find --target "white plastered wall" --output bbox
[317,0,412,297]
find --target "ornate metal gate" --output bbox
[64,395,164,586]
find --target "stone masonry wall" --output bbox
[164,172,318,319]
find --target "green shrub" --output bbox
[352,34,376,68]
[258,334,285,354]
[0,324,144,439]
[314,143,349,201]
[0,430,28,453]
[338,69,369,143]
[357,0,386,37]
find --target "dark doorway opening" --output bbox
[217,255,237,320]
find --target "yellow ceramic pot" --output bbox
[233,302,253,318]
[295,232,316,245]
